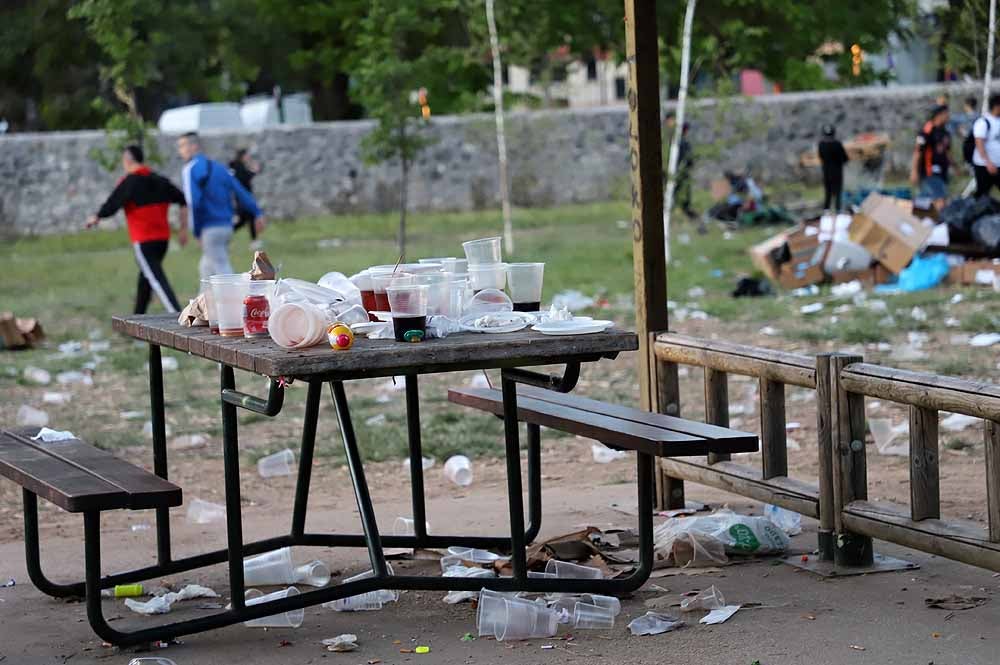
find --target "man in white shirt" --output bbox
[972,94,1000,198]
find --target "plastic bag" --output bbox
[874,253,949,293]
[763,504,802,535]
[628,612,684,636]
[654,509,790,567]
[940,196,1000,236]
[972,214,1000,251]
[318,272,362,305]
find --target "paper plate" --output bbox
[459,312,532,334]
[350,322,385,335]
[532,319,613,335]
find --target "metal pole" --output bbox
[148,344,171,565]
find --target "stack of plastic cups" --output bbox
[463,237,505,293]
[210,274,249,337]
[477,589,559,641]
[414,272,450,316]
[243,587,304,628]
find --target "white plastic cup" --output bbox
[257,449,295,478]
[323,564,399,609]
[392,516,431,537]
[443,455,473,487]
[442,258,469,273]
[544,559,604,580]
[496,598,560,641]
[572,601,615,630]
[414,273,450,316]
[442,279,469,318]
[584,593,622,616]
[386,284,429,316]
[468,263,507,292]
[243,586,304,628]
[419,257,454,264]
[243,547,295,586]
[128,658,177,665]
[294,560,332,587]
[506,263,545,308]
[463,237,503,265]
[476,589,528,636]
[200,277,218,332]
[210,274,249,337]
[186,498,225,524]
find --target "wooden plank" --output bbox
[656,358,683,509]
[831,354,866,533]
[655,333,815,388]
[986,420,1000,542]
[759,378,787,479]
[815,354,836,536]
[517,385,756,443]
[841,363,1000,420]
[659,457,819,518]
[705,368,730,465]
[843,499,1000,572]
[909,405,940,521]
[624,0,667,412]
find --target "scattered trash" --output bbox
[442,567,495,604]
[186,498,225,524]
[910,306,928,322]
[791,285,820,297]
[654,509,790,567]
[322,634,359,652]
[415,646,431,654]
[925,594,988,610]
[143,421,174,438]
[687,287,706,299]
[443,455,473,487]
[785,422,802,431]
[941,413,979,432]
[869,418,909,456]
[731,277,771,298]
[830,281,863,299]
[875,254,950,293]
[699,605,741,625]
[545,559,605,580]
[89,340,111,352]
[16,405,49,428]
[951,293,964,304]
[124,584,218,615]
[30,427,74,442]
[22,366,51,385]
[101,584,144,598]
[160,356,179,372]
[128,658,177,665]
[758,326,780,336]
[41,391,71,405]
[970,333,1000,347]
[572,601,616,629]
[907,331,929,347]
[169,433,209,451]
[364,413,387,427]
[680,586,726,612]
[131,523,151,532]
[316,238,344,249]
[763,504,802,535]
[627,612,684,636]
[466,372,491,389]
[890,344,927,361]
[592,443,628,464]
[244,586,305,628]
[2,578,15,587]
[403,456,436,471]
[799,303,823,315]
[460,633,475,641]
[56,370,93,386]
[257,448,296,478]
[120,410,145,420]
[478,589,559,640]
[849,645,866,651]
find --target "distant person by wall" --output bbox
[817,124,849,212]
[230,148,264,250]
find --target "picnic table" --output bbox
[2,313,756,646]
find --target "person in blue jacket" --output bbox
[177,132,267,279]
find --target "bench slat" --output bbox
[448,388,758,457]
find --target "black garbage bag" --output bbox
[732,277,772,298]
[940,196,1000,240]
[972,214,1000,252]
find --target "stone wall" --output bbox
[0,82,980,236]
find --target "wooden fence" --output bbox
[652,333,1000,571]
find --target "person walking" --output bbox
[229,148,264,249]
[176,132,266,280]
[972,94,1000,198]
[817,124,849,212]
[911,105,952,208]
[85,145,187,314]
[663,114,699,224]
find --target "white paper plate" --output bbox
[532,319,613,335]
[350,322,385,334]
[459,312,532,334]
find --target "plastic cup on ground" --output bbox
[243,586,304,628]
[583,593,622,615]
[443,455,473,487]
[506,263,545,311]
[392,516,431,537]
[496,599,560,641]
[386,284,428,342]
[243,546,295,586]
[323,591,384,612]
[544,559,604,579]
[476,589,527,637]
[186,498,225,524]
[341,564,399,603]
[210,274,249,337]
[572,601,615,630]
[257,448,295,478]
[463,237,502,265]
[294,560,331,587]
[468,263,507,292]
[200,277,219,333]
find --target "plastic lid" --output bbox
[463,288,512,318]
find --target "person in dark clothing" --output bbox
[229,148,263,247]
[911,104,952,208]
[663,114,698,221]
[818,124,849,212]
[85,145,187,314]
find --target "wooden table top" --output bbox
[113,314,638,380]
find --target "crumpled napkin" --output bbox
[31,428,76,442]
[178,294,209,327]
[124,584,219,615]
[322,634,359,652]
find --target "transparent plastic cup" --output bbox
[680,585,725,611]
[443,455,473,487]
[549,593,621,616]
[584,593,622,616]
[442,258,469,273]
[477,589,530,636]
[210,274,249,337]
[468,263,507,291]
[387,284,429,342]
[324,564,398,611]
[463,237,503,265]
[186,498,225,524]
[506,263,545,311]
[572,601,615,630]
[243,547,295,586]
[419,257,454,264]
[294,560,332,587]
[257,449,295,478]
[544,559,604,579]
[392,516,431,537]
[243,586,304,628]
[496,599,560,641]
[370,271,414,312]
[200,277,218,333]
[414,273,450,316]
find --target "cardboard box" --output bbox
[749,223,827,289]
[830,264,893,286]
[947,260,1000,285]
[849,193,933,274]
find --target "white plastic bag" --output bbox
[654,509,790,567]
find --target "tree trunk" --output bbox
[398,126,408,258]
[485,0,514,253]
[984,0,997,115]
[663,0,697,264]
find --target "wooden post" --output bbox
[986,420,1000,542]
[656,355,685,509]
[758,378,787,479]
[815,353,835,561]
[705,368,730,464]
[909,405,940,522]
[830,353,873,567]
[624,0,668,413]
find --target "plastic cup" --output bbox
[294,560,332,587]
[387,284,429,342]
[496,599,560,641]
[442,258,468,273]
[463,237,503,265]
[371,272,414,312]
[544,559,604,580]
[200,278,219,334]
[443,455,473,487]
[476,589,525,636]
[242,279,274,338]
[257,448,295,478]
[393,516,431,537]
[440,279,469,318]
[210,274,249,337]
[572,601,615,630]
[506,263,545,311]
[325,564,398,609]
[186,498,225,524]
[414,273,450,316]
[419,257,454,264]
[243,586,304,628]
[468,263,507,292]
[584,593,622,616]
[243,547,295,586]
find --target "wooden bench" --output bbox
[448,385,759,457]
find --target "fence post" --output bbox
[705,368,730,464]
[909,405,940,521]
[986,420,1000,542]
[815,353,835,561]
[656,356,685,509]
[759,378,787,479]
[830,353,873,567]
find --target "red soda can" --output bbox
[243,294,270,338]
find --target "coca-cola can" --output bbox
[243,294,271,338]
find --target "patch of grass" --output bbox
[931,357,978,376]
[960,310,1000,332]
[839,319,889,344]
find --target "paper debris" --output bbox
[41,391,71,405]
[759,326,780,336]
[31,428,75,442]
[910,306,928,322]
[791,285,820,297]
[124,584,219,615]
[945,317,961,328]
[627,612,685,636]
[169,433,209,451]
[120,410,145,420]
[23,367,51,385]
[831,281,863,298]
[365,414,387,427]
[799,303,823,315]
[699,605,741,625]
[323,634,359,652]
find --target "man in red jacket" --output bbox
[86,145,188,314]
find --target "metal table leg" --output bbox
[291,381,323,538]
[220,365,247,609]
[405,375,429,541]
[148,344,171,566]
[500,369,528,579]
